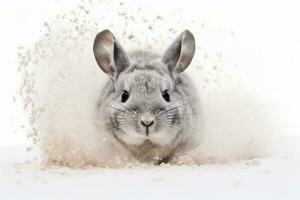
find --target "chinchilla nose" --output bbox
[141,120,154,127]
[140,114,154,127]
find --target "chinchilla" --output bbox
[93,29,200,164]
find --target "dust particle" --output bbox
[156,15,163,20]
[128,34,134,40]
[26,146,33,152]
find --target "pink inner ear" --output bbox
[174,31,195,73]
[107,64,115,74]
[99,31,115,75]
[180,54,189,63]
[94,29,129,78]
[176,54,188,72]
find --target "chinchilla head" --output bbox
[93,29,197,155]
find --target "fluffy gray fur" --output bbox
[93,29,200,164]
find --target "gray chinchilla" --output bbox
[93,29,200,164]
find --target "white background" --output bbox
[0,1,300,200]
[0,0,300,140]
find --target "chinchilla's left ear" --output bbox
[93,30,130,79]
[162,30,195,75]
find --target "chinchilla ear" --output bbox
[162,30,195,75]
[93,30,129,79]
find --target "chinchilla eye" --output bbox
[162,90,170,102]
[121,90,129,103]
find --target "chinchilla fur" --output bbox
[93,29,200,164]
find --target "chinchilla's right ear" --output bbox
[93,30,130,79]
[162,30,195,75]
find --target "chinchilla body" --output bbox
[93,30,200,164]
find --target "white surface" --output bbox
[0,136,299,200]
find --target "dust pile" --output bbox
[17,0,271,168]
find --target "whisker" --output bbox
[110,106,126,113]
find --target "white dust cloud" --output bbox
[17,0,272,168]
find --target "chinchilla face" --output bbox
[93,29,196,150]
[110,62,183,147]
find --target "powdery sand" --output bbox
[1,136,299,200]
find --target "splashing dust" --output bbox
[17,0,272,168]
